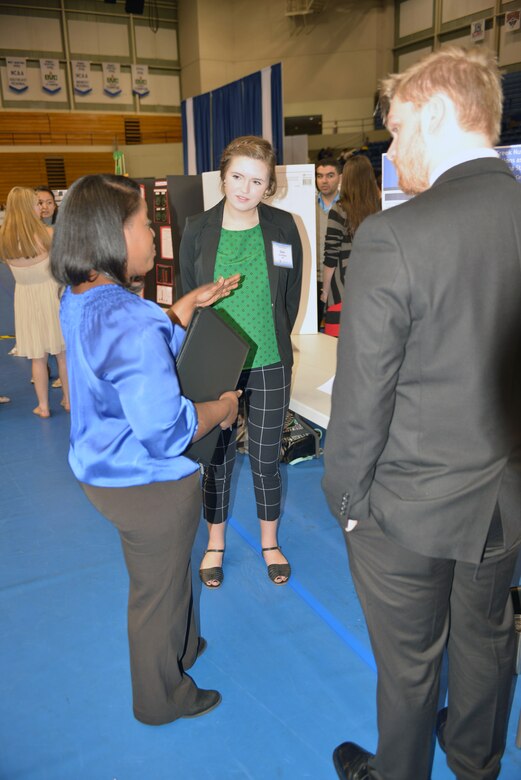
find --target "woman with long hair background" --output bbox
[321,154,380,336]
[35,185,62,389]
[0,186,69,416]
[35,185,59,226]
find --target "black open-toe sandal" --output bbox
[199,548,224,588]
[261,546,291,586]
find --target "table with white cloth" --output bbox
[289,333,337,429]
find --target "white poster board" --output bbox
[202,164,317,334]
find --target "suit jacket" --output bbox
[179,199,303,368]
[323,157,521,564]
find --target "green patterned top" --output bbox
[213,225,280,369]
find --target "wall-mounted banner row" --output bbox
[6,58,151,98]
[470,12,520,41]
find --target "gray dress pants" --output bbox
[345,512,519,780]
[83,472,202,725]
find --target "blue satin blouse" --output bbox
[60,284,199,487]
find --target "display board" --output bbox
[136,175,203,306]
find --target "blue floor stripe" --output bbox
[229,514,377,672]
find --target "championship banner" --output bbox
[102,62,122,97]
[72,60,92,95]
[6,57,28,93]
[470,19,485,43]
[506,11,521,32]
[131,64,150,97]
[39,59,62,94]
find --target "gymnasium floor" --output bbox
[1,264,520,780]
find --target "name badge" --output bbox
[272,241,293,269]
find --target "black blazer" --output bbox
[179,199,303,368]
[323,157,521,564]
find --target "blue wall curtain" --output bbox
[271,63,283,164]
[242,72,262,138]
[181,100,189,174]
[183,64,283,174]
[211,81,244,171]
[193,92,212,174]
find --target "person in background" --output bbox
[321,155,380,337]
[323,46,521,780]
[315,157,342,328]
[35,186,61,388]
[180,135,302,589]
[35,186,58,226]
[51,173,242,726]
[0,186,69,417]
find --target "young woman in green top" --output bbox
[180,136,303,588]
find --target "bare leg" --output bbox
[55,350,70,410]
[32,356,50,417]
[199,522,226,587]
[260,519,289,584]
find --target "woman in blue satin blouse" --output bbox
[51,174,241,727]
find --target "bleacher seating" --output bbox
[365,140,391,178]
[501,71,521,146]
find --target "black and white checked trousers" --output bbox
[203,361,291,524]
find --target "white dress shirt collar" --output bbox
[429,148,499,186]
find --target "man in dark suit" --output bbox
[323,46,521,780]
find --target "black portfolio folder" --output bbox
[176,306,249,465]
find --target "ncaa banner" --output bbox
[131,64,150,97]
[6,57,28,93]
[102,62,122,97]
[72,60,92,95]
[40,59,62,94]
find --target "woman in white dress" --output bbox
[0,187,69,417]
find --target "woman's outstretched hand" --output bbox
[168,275,241,328]
[193,275,241,308]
